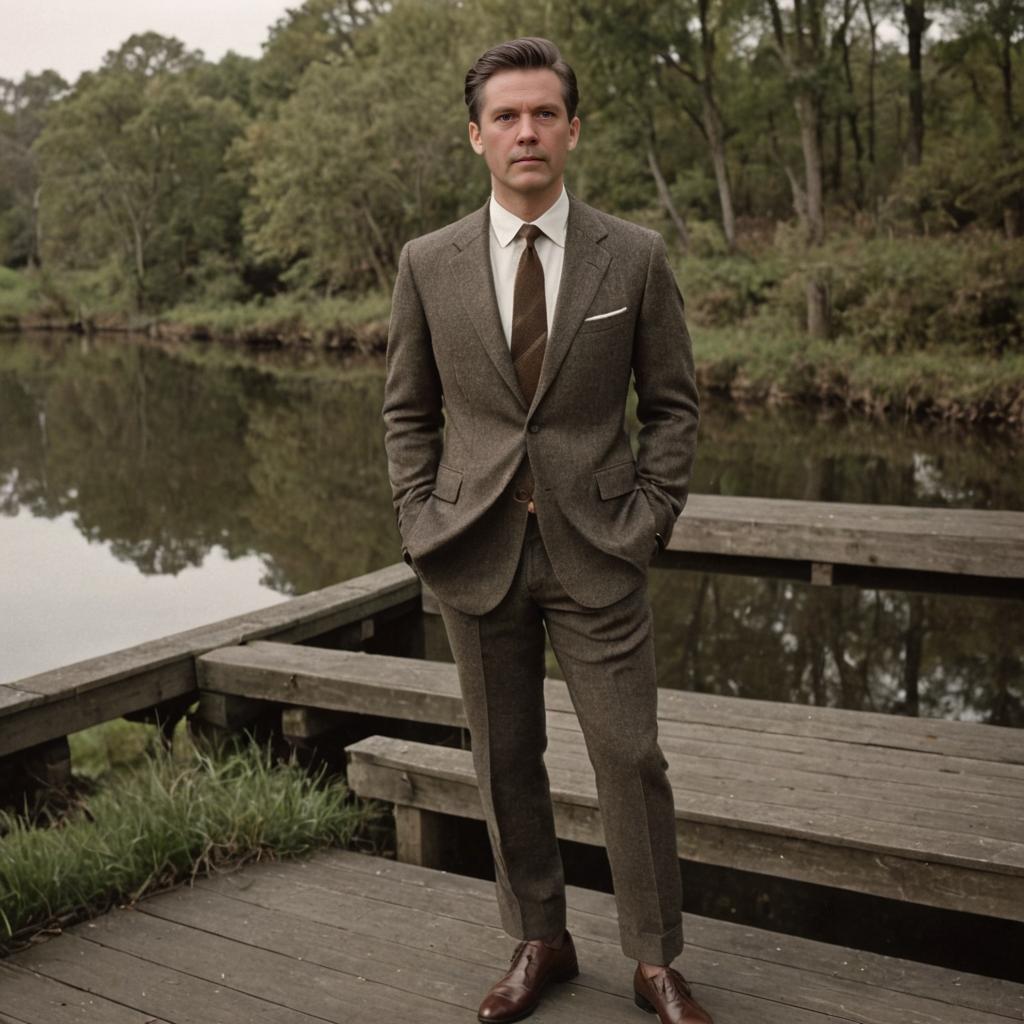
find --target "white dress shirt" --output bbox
[488,186,569,347]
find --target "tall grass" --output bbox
[0,733,381,949]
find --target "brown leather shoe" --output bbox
[477,931,579,1022]
[633,964,714,1023]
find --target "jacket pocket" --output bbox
[594,459,638,500]
[432,463,463,503]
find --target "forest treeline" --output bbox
[0,0,1022,419]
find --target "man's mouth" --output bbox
[513,156,544,163]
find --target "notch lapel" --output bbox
[529,197,611,415]
[448,204,527,410]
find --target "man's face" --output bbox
[468,68,580,210]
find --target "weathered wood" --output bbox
[181,851,1023,1022]
[394,804,449,868]
[191,691,266,731]
[0,563,420,759]
[310,851,1024,1019]
[199,643,466,726]
[669,495,1024,580]
[0,962,173,1024]
[8,847,1020,1024]
[346,736,1024,921]
[810,560,834,585]
[280,705,345,741]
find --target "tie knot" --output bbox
[519,224,543,247]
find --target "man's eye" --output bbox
[538,111,555,119]
[497,113,514,122]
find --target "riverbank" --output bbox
[3,228,1022,430]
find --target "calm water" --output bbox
[1,333,1022,725]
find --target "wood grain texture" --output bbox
[670,495,1024,579]
[346,735,1024,919]
[6,849,1022,1023]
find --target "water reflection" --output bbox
[1,333,1021,724]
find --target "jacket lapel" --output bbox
[529,196,611,415]
[448,203,527,410]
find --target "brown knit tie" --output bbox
[510,224,547,406]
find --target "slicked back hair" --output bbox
[465,37,579,125]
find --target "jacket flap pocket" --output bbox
[595,459,638,500]
[432,464,463,503]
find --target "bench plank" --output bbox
[674,496,1024,579]
[0,564,419,758]
[347,736,1024,921]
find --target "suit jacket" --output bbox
[382,193,699,617]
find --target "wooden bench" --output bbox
[658,495,1024,599]
[4,848,1022,1023]
[193,641,1024,920]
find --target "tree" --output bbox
[763,0,841,336]
[33,35,247,310]
[242,0,477,293]
[0,71,68,266]
[902,0,931,164]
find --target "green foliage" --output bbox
[241,0,479,294]
[820,233,1023,355]
[0,731,380,944]
[32,35,248,311]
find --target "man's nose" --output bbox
[516,116,538,144]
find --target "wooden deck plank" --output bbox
[199,641,465,726]
[200,644,1024,772]
[642,688,1024,765]
[5,850,1022,1023]
[674,496,1024,579]
[11,933,407,1024]
[314,851,1024,1019]
[0,962,173,1024]
[186,852,1023,1023]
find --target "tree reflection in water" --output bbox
[1,333,1021,725]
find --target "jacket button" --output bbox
[514,487,530,502]
[528,423,540,433]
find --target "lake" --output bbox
[1,332,1021,725]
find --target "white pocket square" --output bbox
[583,306,627,322]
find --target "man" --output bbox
[383,37,710,1024]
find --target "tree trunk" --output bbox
[795,92,825,245]
[646,144,690,251]
[698,0,737,250]
[864,0,878,165]
[806,268,831,338]
[700,87,737,250]
[903,0,927,166]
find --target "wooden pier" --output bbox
[2,496,1024,1020]
[3,849,1023,1024]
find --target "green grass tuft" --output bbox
[0,733,381,946]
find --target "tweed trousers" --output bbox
[436,513,684,964]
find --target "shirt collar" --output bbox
[489,185,569,249]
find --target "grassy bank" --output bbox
[0,720,382,951]
[3,228,1022,429]
[694,323,1024,426]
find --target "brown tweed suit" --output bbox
[383,193,699,963]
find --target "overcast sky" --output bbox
[1,1,295,83]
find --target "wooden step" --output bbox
[347,733,1024,922]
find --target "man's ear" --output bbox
[567,115,581,151]
[468,121,484,155]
